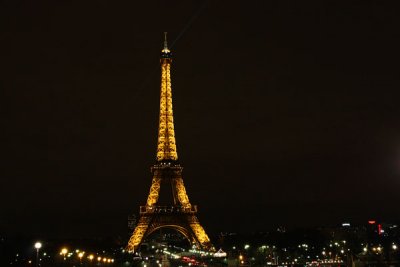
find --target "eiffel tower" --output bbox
[126,33,213,253]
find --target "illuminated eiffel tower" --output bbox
[126,33,213,253]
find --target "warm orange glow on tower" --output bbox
[126,33,213,253]
[156,33,178,161]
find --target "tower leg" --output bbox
[174,178,191,208]
[146,178,161,206]
[189,216,214,250]
[127,216,150,252]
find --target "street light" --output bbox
[88,254,94,266]
[61,248,68,260]
[34,242,42,267]
[78,252,84,264]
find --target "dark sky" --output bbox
[1,1,399,238]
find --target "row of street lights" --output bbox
[33,241,114,266]
[59,247,115,264]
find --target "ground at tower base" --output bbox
[2,221,399,267]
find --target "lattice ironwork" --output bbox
[126,34,213,253]
[156,51,177,161]
[174,178,191,208]
[146,177,161,207]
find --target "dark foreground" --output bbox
[1,222,399,266]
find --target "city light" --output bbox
[60,248,68,260]
[34,242,42,267]
[34,242,42,249]
[7,229,400,267]
[7,223,400,266]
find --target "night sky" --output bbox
[1,1,399,238]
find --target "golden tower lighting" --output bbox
[126,33,213,253]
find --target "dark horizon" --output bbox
[1,1,399,239]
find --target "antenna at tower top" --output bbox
[164,32,168,50]
[161,32,171,56]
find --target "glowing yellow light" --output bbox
[97,257,102,261]
[34,242,42,249]
[61,248,68,255]
[156,57,178,161]
[88,254,94,260]
[78,252,84,258]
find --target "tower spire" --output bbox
[157,32,177,161]
[163,32,168,51]
[161,32,170,55]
